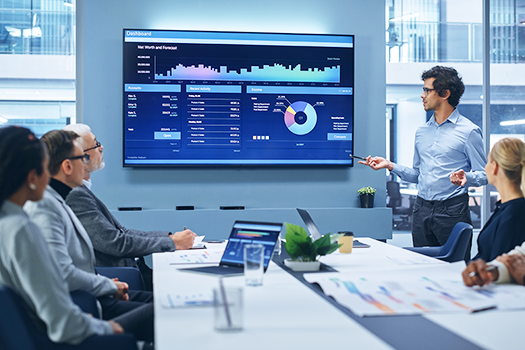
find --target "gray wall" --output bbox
[76,0,391,240]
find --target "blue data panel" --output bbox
[220,222,282,267]
[123,30,354,166]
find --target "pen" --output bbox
[349,154,367,161]
[218,277,232,327]
[468,264,497,278]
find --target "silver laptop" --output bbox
[181,221,283,276]
[296,208,323,240]
[296,208,370,248]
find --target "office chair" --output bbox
[0,286,137,350]
[386,180,413,230]
[70,290,100,318]
[96,266,145,291]
[468,188,481,219]
[403,222,473,263]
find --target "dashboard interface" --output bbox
[123,30,354,166]
[220,221,283,268]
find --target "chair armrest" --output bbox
[96,266,145,291]
[0,286,138,350]
[403,246,442,257]
[70,290,99,318]
[77,334,137,350]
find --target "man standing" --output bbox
[360,66,487,257]
[64,124,196,290]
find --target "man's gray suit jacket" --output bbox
[66,184,175,268]
[24,185,117,297]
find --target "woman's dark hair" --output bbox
[41,129,79,176]
[421,66,465,107]
[0,126,47,207]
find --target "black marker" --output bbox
[349,154,367,161]
[118,207,142,211]
[220,206,245,210]
[176,206,194,210]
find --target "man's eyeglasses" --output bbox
[422,87,436,95]
[68,154,90,164]
[84,140,101,152]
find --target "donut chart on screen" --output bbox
[284,101,317,135]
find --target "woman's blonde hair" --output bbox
[490,137,525,196]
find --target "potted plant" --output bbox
[283,223,342,272]
[358,186,376,208]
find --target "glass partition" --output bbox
[0,0,76,135]
[0,0,75,55]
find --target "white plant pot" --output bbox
[284,259,321,272]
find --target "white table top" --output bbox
[153,240,393,350]
[153,238,524,350]
[426,309,525,350]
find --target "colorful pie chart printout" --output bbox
[284,101,318,135]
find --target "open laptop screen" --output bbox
[297,208,322,240]
[220,221,283,268]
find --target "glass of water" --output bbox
[244,244,264,286]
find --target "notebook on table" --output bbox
[180,221,283,277]
[296,208,370,248]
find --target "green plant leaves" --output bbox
[284,223,342,262]
[284,223,314,261]
[357,186,377,195]
[330,233,344,244]
[312,233,330,252]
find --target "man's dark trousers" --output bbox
[412,193,472,262]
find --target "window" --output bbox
[0,0,75,136]
[386,0,525,230]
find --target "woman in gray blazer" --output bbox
[0,126,127,346]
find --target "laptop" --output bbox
[296,208,370,248]
[181,221,283,276]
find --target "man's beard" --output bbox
[97,161,105,171]
[88,160,105,174]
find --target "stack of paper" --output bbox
[304,263,525,317]
[165,249,224,265]
[305,272,496,316]
[159,290,213,309]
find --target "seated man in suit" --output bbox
[63,124,196,290]
[25,130,154,344]
[463,240,525,287]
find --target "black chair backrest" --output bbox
[0,285,138,350]
[386,180,402,208]
[95,266,145,291]
[0,286,38,350]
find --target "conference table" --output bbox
[153,238,524,350]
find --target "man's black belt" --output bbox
[417,193,469,208]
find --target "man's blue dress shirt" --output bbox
[392,109,487,201]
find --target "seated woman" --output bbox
[473,137,525,262]
[0,126,126,346]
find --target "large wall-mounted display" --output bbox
[123,29,354,166]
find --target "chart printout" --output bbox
[304,272,499,316]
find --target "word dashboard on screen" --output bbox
[123,29,354,166]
